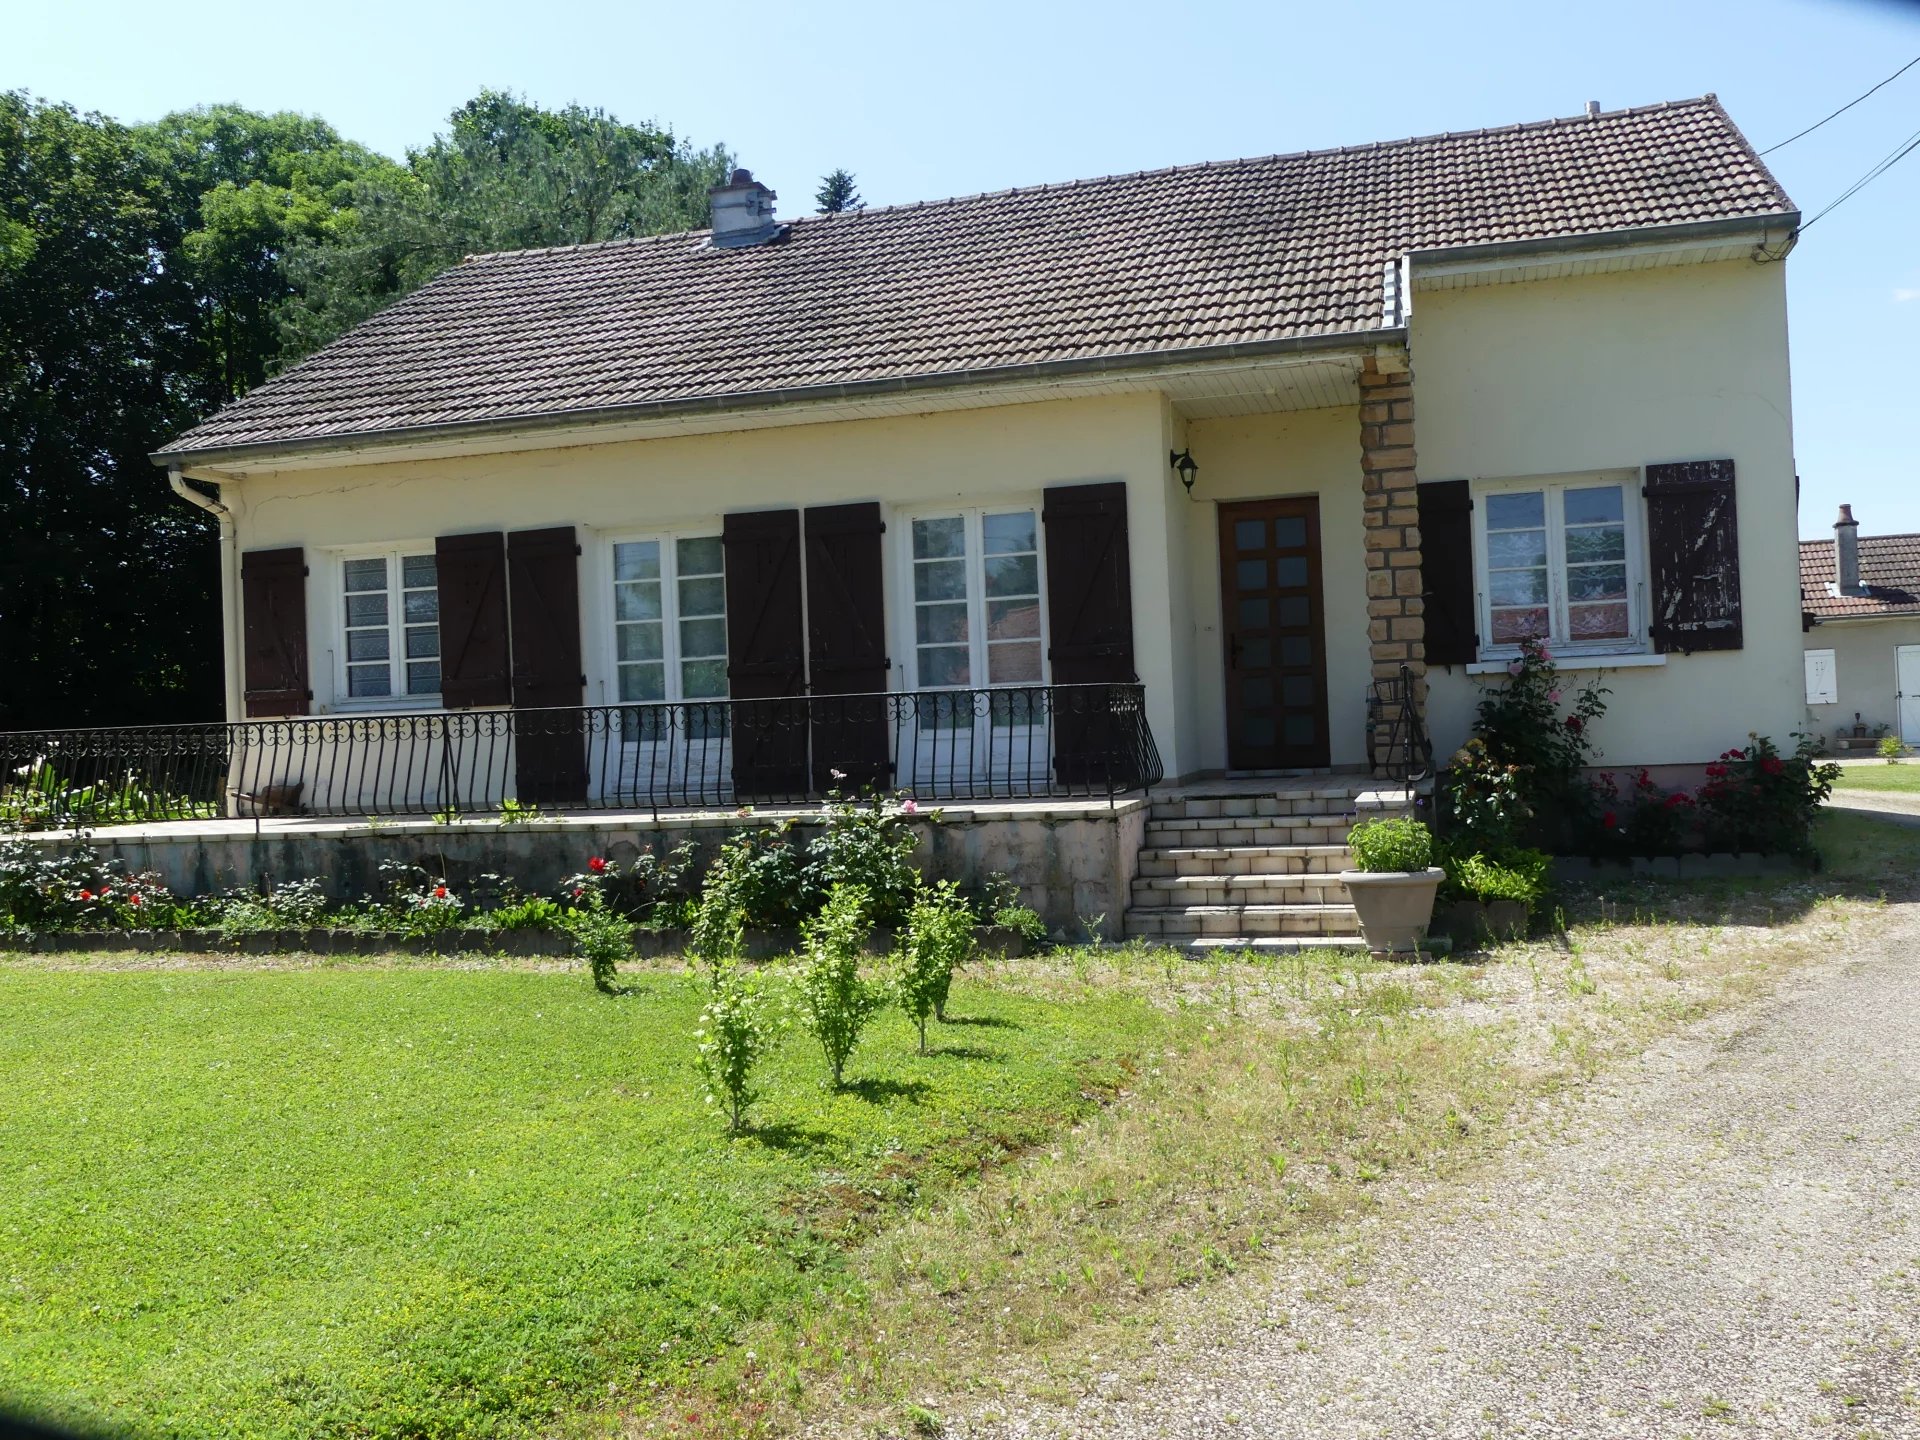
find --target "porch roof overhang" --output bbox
[155,328,1406,481]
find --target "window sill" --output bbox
[319,697,445,715]
[1465,653,1667,676]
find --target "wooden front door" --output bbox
[1218,498,1330,770]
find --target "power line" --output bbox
[1759,53,1920,155]
[1800,120,1920,232]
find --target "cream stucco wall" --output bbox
[225,392,1199,774]
[1177,406,1371,773]
[1806,617,1920,744]
[1412,260,1803,768]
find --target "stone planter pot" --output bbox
[1337,868,1444,956]
[1484,899,1529,942]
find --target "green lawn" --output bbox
[0,961,1178,1440]
[1830,761,1920,794]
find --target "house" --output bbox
[1800,506,1920,751]
[92,96,1809,938]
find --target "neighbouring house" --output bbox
[39,95,1805,939]
[1800,505,1920,751]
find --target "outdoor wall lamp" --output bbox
[1169,448,1199,498]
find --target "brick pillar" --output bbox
[1359,350,1426,777]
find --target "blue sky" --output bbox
[12,0,1920,538]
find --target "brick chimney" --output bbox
[1833,504,1866,596]
[707,168,784,249]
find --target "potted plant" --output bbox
[1339,815,1444,956]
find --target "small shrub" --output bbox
[487,895,566,931]
[1880,734,1904,763]
[896,880,976,1047]
[0,840,187,932]
[1445,849,1551,908]
[1346,816,1432,873]
[991,902,1050,951]
[1695,733,1840,859]
[217,877,330,938]
[561,905,634,992]
[1472,636,1609,847]
[559,843,696,921]
[702,825,814,930]
[794,884,885,1087]
[805,795,921,926]
[1441,736,1531,854]
[693,962,781,1134]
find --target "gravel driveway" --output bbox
[959,905,1920,1439]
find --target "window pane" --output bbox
[914,559,967,602]
[1236,559,1266,589]
[983,553,1037,598]
[988,641,1042,683]
[1282,675,1314,708]
[1274,556,1308,588]
[1488,530,1548,569]
[986,598,1039,639]
[617,623,664,662]
[1489,570,1549,606]
[1238,598,1268,628]
[680,658,728,698]
[1567,564,1627,602]
[912,517,965,560]
[401,554,437,588]
[678,576,726,617]
[347,630,389,662]
[919,646,970,687]
[916,603,969,644]
[406,628,439,659]
[404,589,438,624]
[618,663,666,702]
[1234,519,1265,549]
[614,542,661,582]
[406,662,440,695]
[347,665,391,698]
[680,616,727,657]
[1569,602,1630,639]
[1279,637,1312,667]
[982,511,1036,555]
[1485,491,1545,529]
[1565,526,1627,564]
[1490,607,1550,643]
[1273,516,1307,548]
[1564,486,1624,526]
[676,535,723,575]
[343,558,386,592]
[615,582,662,622]
[1278,596,1310,628]
[346,592,387,626]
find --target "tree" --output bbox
[814,168,861,214]
[278,91,732,360]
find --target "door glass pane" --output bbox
[1242,676,1273,709]
[406,629,439,659]
[1278,597,1310,628]
[343,558,386,592]
[1238,598,1268,628]
[1242,715,1275,746]
[680,617,727,657]
[347,630,388,662]
[916,603,969,644]
[347,666,390,698]
[919,646,970,687]
[988,642,1042,683]
[914,559,967,602]
[986,599,1039,639]
[680,658,728,698]
[678,576,726,617]
[1239,637,1270,669]
[912,517,965,559]
[618,663,666,702]
[346,592,386,627]
[982,511,1035,555]
[1283,714,1316,746]
[676,535,723,575]
[401,554,437,588]
[1274,556,1308,588]
[615,583,663,622]
[1236,559,1265,589]
[983,554,1037,598]
[1282,675,1314,708]
[618,624,664,662]
[1273,516,1307,548]
[614,543,661,581]
[403,589,438,623]
[1234,519,1264,549]
[1280,636,1312,667]
[406,662,441,695]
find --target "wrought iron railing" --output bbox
[1366,664,1433,782]
[0,683,1162,829]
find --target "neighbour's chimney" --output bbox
[707,168,785,249]
[1834,504,1866,596]
[1585,100,1601,117]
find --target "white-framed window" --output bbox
[609,533,728,704]
[338,549,439,703]
[1473,472,1645,656]
[1804,648,1838,705]
[904,506,1045,698]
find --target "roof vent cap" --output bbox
[1585,100,1601,117]
[708,168,786,249]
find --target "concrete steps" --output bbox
[1122,780,1410,948]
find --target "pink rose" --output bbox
[1547,689,1561,704]
[1507,660,1523,677]
[901,798,918,815]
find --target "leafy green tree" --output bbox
[279,91,732,359]
[814,168,861,214]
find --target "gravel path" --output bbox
[960,905,1920,1439]
[1830,792,1920,826]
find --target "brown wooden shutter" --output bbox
[506,526,587,803]
[1417,480,1476,667]
[1041,482,1138,785]
[1645,460,1742,654]
[240,547,309,717]
[804,501,891,792]
[722,509,808,796]
[435,531,511,709]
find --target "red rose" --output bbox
[1705,764,1727,779]
[587,856,608,874]
[572,887,585,899]
[1602,812,1617,830]
[129,893,143,905]
[1565,716,1583,734]
[77,889,93,901]
[1761,757,1784,776]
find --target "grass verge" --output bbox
[1830,760,1920,794]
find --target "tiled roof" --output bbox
[161,96,1794,460]
[1801,534,1920,620]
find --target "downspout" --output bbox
[168,467,243,723]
